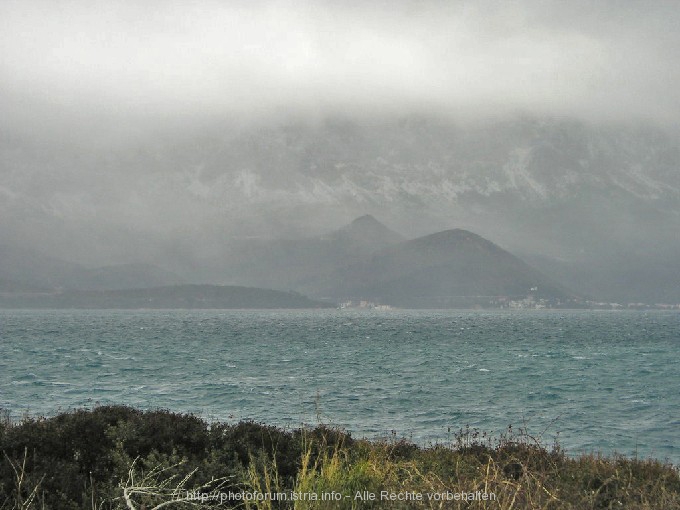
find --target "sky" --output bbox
[2,0,680,135]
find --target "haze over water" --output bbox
[1,309,678,464]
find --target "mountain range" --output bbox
[2,114,679,302]
[1,215,576,308]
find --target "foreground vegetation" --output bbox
[0,407,678,509]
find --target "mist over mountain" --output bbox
[0,245,183,291]
[2,116,678,302]
[2,1,679,303]
[206,214,405,291]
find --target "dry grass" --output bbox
[242,426,680,510]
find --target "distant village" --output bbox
[337,293,680,311]
[339,300,393,310]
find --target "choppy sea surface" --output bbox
[1,309,678,463]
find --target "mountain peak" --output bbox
[329,215,404,251]
[339,215,404,240]
[349,214,382,227]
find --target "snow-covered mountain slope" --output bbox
[4,116,678,218]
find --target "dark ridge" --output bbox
[0,284,335,309]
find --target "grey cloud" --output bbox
[2,0,680,131]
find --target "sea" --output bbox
[1,309,678,464]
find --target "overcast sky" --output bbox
[2,0,680,133]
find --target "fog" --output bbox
[1,0,680,302]
[2,0,680,131]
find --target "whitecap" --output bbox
[103,353,133,360]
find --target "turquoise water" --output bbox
[1,309,678,463]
